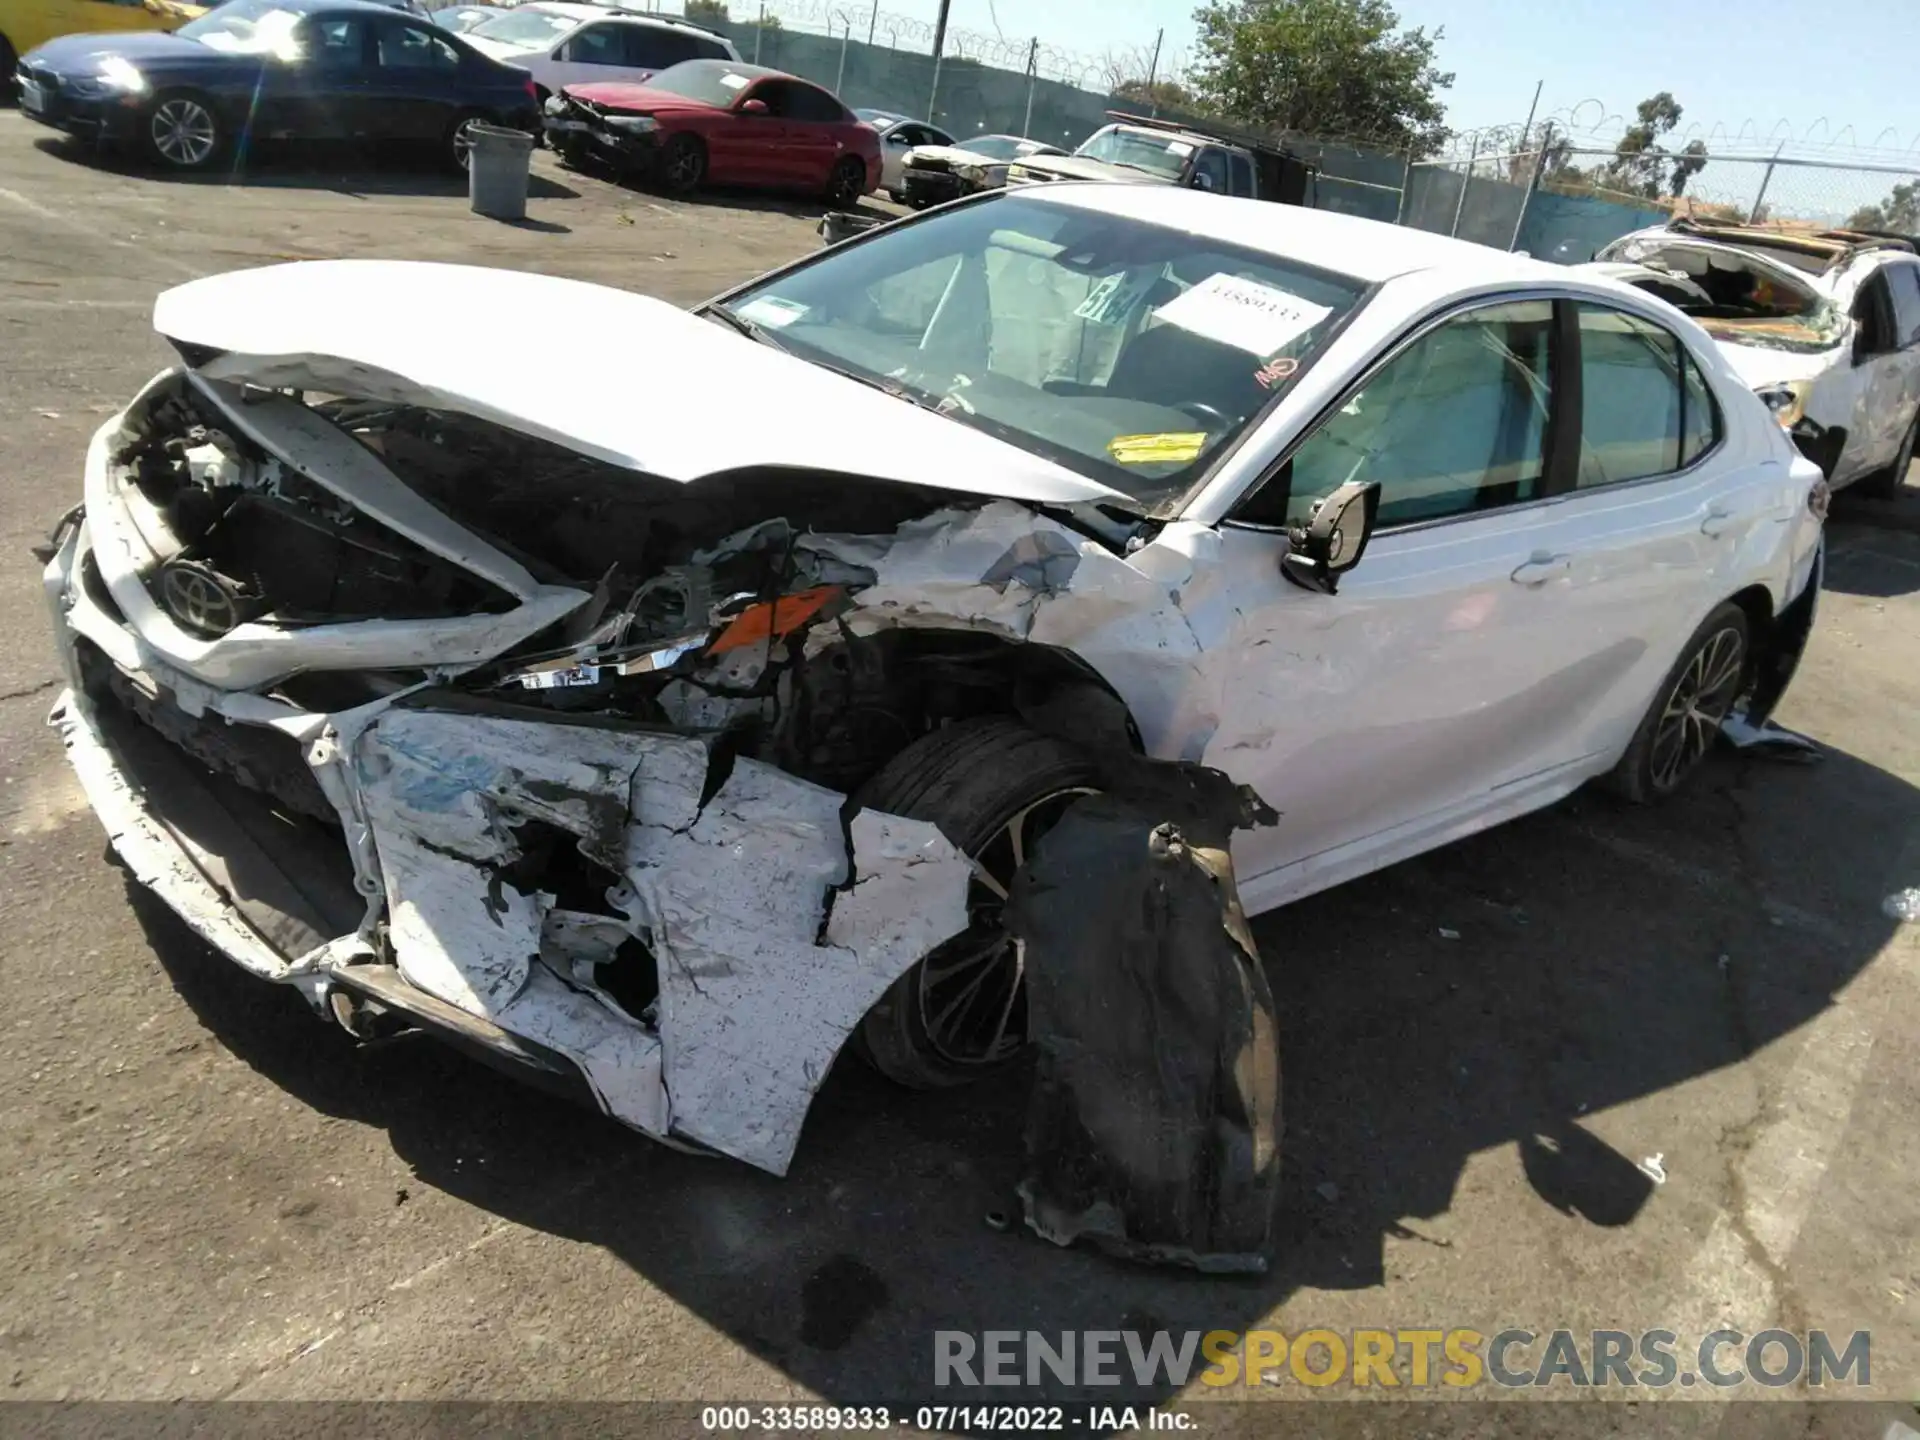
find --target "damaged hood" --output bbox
[151,261,1127,507]
[1013,155,1165,185]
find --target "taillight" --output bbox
[1809,479,1831,521]
[524,77,538,102]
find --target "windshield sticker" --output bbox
[719,72,750,90]
[734,295,808,329]
[1154,273,1334,356]
[1073,272,1153,326]
[1253,355,1299,389]
[1165,139,1194,157]
[1108,432,1208,465]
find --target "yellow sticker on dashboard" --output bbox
[1107,432,1208,464]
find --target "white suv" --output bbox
[462,3,738,102]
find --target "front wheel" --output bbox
[658,132,705,194]
[1607,602,1750,803]
[144,91,223,171]
[852,718,1102,1089]
[1856,403,1918,499]
[825,154,866,208]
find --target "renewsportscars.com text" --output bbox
[933,1328,1871,1390]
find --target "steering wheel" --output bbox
[1176,401,1232,431]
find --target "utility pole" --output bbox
[753,1,764,63]
[1750,141,1785,223]
[1021,37,1037,137]
[1517,78,1542,152]
[927,0,951,124]
[836,14,850,95]
[1143,26,1163,115]
[867,0,877,46]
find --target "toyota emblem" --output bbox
[160,560,246,637]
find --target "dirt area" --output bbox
[1,112,1917,1431]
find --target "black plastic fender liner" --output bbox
[1008,760,1281,1273]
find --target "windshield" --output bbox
[469,7,573,45]
[714,194,1366,509]
[1605,239,1844,354]
[1073,126,1192,179]
[639,59,756,105]
[177,0,307,53]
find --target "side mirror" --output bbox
[1191,172,1215,192]
[739,97,770,115]
[1281,479,1380,595]
[887,132,910,145]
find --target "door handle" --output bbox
[1510,553,1572,586]
[1700,505,1735,538]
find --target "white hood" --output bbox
[1712,340,1836,390]
[152,261,1126,507]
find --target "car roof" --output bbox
[519,1,697,24]
[1016,184,1562,286]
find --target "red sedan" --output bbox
[544,59,880,206]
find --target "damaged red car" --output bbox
[543,57,878,205]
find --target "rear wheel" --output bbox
[1856,402,1919,499]
[1607,602,1749,803]
[825,154,866,208]
[659,132,705,193]
[852,718,1102,1089]
[446,109,488,173]
[144,91,223,171]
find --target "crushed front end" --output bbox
[40,365,1000,1175]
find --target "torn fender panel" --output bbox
[1011,760,1281,1273]
[350,710,971,1174]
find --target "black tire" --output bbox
[825,154,866,208]
[658,132,705,194]
[1856,403,1918,499]
[445,109,488,173]
[554,134,589,170]
[1607,602,1750,804]
[531,87,550,148]
[142,90,224,171]
[852,718,1102,1089]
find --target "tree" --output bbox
[1113,77,1195,110]
[683,0,727,22]
[1848,181,1920,233]
[1602,92,1708,201]
[1186,0,1452,154]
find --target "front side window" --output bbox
[1577,303,1718,487]
[1852,272,1897,358]
[715,193,1365,509]
[782,83,845,123]
[1191,148,1229,192]
[1884,261,1920,348]
[1280,302,1553,527]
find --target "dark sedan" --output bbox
[15,0,538,172]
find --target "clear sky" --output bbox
[878,0,1920,155]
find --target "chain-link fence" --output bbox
[656,0,1920,260]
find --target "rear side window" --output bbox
[1576,304,1720,486]
[783,82,846,122]
[376,20,459,67]
[625,27,704,68]
[1227,151,1254,197]
[562,22,623,63]
[1885,262,1920,349]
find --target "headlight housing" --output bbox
[1755,380,1811,429]
[604,114,658,134]
[542,94,569,117]
[67,56,149,98]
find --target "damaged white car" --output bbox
[41,185,1827,1178]
[1590,217,1920,497]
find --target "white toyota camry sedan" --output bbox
[39,185,1826,1174]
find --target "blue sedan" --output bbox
[15,0,538,171]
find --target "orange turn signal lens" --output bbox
[708,586,842,655]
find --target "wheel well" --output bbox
[1724,583,1776,685]
[761,628,1142,794]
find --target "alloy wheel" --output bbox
[665,143,701,189]
[911,786,1096,1068]
[1649,625,1745,791]
[150,98,216,168]
[451,117,483,171]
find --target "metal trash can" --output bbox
[468,123,534,222]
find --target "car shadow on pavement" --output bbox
[557,157,893,222]
[128,736,1914,1411]
[1825,519,1920,599]
[31,135,581,200]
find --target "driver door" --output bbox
[1204,300,1619,904]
